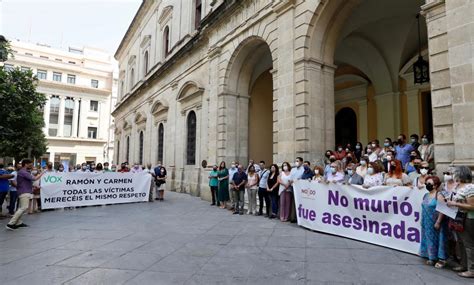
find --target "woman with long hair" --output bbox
[217,161,230,209]
[267,164,280,219]
[383,160,412,186]
[278,162,292,222]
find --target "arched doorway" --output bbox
[224,37,274,164]
[335,107,357,147]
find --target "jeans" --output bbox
[247,188,257,214]
[270,190,279,216]
[8,190,18,214]
[8,193,31,226]
[210,186,218,205]
[258,187,271,215]
[233,187,245,213]
[0,191,7,214]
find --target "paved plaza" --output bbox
[0,191,471,285]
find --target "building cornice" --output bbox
[38,81,111,96]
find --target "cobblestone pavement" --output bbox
[0,191,471,285]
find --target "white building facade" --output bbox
[4,40,117,168]
[113,0,474,200]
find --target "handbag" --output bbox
[448,211,467,233]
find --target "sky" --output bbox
[1,0,142,55]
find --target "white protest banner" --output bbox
[40,172,152,209]
[293,180,427,254]
[436,200,458,219]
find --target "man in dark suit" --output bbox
[344,163,364,185]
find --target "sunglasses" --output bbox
[443,172,451,175]
[420,167,429,170]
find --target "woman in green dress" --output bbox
[217,161,230,209]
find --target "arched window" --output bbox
[144,51,149,75]
[139,131,144,165]
[194,0,202,29]
[157,123,164,163]
[116,140,120,163]
[186,111,197,165]
[126,136,130,163]
[163,26,170,57]
[129,68,135,89]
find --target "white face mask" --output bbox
[420,169,428,175]
[283,166,289,171]
[347,169,353,176]
[31,170,38,175]
[356,145,361,150]
[231,164,236,169]
[360,161,367,166]
[367,168,374,175]
[371,144,376,148]
[444,175,452,182]
[386,156,392,161]
[338,148,343,152]
[314,169,319,175]
[295,162,300,167]
[330,167,336,174]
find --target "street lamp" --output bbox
[414,14,429,85]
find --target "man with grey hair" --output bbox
[231,164,247,215]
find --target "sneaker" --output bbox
[16,223,28,228]
[5,224,17,231]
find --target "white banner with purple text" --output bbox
[41,172,152,209]
[293,180,427,254]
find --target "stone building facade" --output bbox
[113,0,474,199]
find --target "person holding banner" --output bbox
[447,166,474,278]
[344,163,363,185]
[326,161,344,184]
[278,162,292,222]
[362,162,384,189]
[419,176,448,269]
[312,166,324,183]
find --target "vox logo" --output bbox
[43,175,63,184]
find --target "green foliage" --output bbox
[0,36,14,62]
[0,67,47,161]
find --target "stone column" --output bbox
[79,99,89,138]
[57,96,65,137]
[43,95,50,135]
[71,98,79,138]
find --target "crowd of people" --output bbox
[206,133,473,279]
[1,132,472,278]
[0,160,168,230]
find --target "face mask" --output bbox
[32,170,38,175]
[231,164,236,169]
[295,162,301,167]
[347,169,353,176]
[384,143,390,147]
[411,138,417,143]
[338,148,343,152]
[59,168,64,172]
[367,168,374,175]
[425,183,434,191]
[346,157,352,162]
[213,168,217,171]
[360,161,367,166]
[420,168,428,175]
[391,163,396,168]
[386,156,392,161]
[367,149,372,154]
[422,138,429,145]
[329,158,336,163]
[330,167,336,174]
[410,155,416,160]
[442,175,451,182]
[371,144,376,148]
[82,166,87,170]
[345,149,350,153]
[397,139,403,145]
[112,168,117,171]
[314,169,319,175]
[356,145,361,150]
[283,166,289,171]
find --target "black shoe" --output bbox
[239,212,243,215]
[17,223,28,228]
[5,224,17,231]
[233,211,239,215]
[257,212,262,216]
[210,203,216,206]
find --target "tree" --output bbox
[0,66,48,161]
[0,35,13,62]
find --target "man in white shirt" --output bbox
[257,161,270,216]
[228,161,238,211]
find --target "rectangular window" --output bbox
[40,55,49,59]
[55,58,63,62]
[68,61,76,64]
[25,52,33,56]
[91,79,99,88]
[21,66,30,72]
[87,127,97,139]
[53,72,62,82]
[3,64,14,72]
[37,69,47,80]
[67,74,76,84]
[90,100,98,112]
